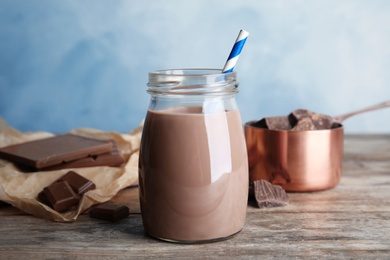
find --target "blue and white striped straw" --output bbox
[222,30,249,73]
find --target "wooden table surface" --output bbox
[1,135,390,259]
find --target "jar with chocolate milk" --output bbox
[139,69,248,243]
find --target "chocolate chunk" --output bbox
[288,109,311,122]
[291,117,317,131]
[310,112,334,129]
[37,171,94,211]
[43,144,125,170]
[253,180,289,208]
[56,171,96,195]
[41,181,80,212]
[0,134,113,169]
[89,203,129,222]
[289,109,333,130]
[37,190,50,206]
[254,116,292,130]
[253,108,335,132]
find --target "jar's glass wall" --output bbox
[139,68,248,243]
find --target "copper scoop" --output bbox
[245,101,390,192]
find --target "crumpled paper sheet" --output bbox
[0,117,142,222]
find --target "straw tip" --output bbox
[240,29,250,37]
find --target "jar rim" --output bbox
[149,68,236,77]
[147,68,238,95]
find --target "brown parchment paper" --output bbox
[0,117,142,222]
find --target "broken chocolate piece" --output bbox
[311,112,334,129]
[43,144,125,170]
[254,116,292,130]
[37,190,50,206]
[41,181,80,212]
[253,109,335,132]
[56,171,96,195]
[289,109,333,130]
[89,203,129,222]
[253,180,289,208]
[37,171,95,211]
[0,134,113,169]
[288,109,312,123]
[291,117,317,131]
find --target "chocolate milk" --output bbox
[139,107,248,242]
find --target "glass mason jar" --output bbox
[139,69,248,243]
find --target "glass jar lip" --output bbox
[147,68,238,95]
[149,68,236,77]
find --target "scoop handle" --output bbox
[333,100,390,123]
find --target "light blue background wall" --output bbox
[1,0,389,134]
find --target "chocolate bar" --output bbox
[89,203,129,222]
[43,145,125,170]
[252,180,289,208]
[40,181,80,212]
[0,134,113,169]
[56,171,96,195]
